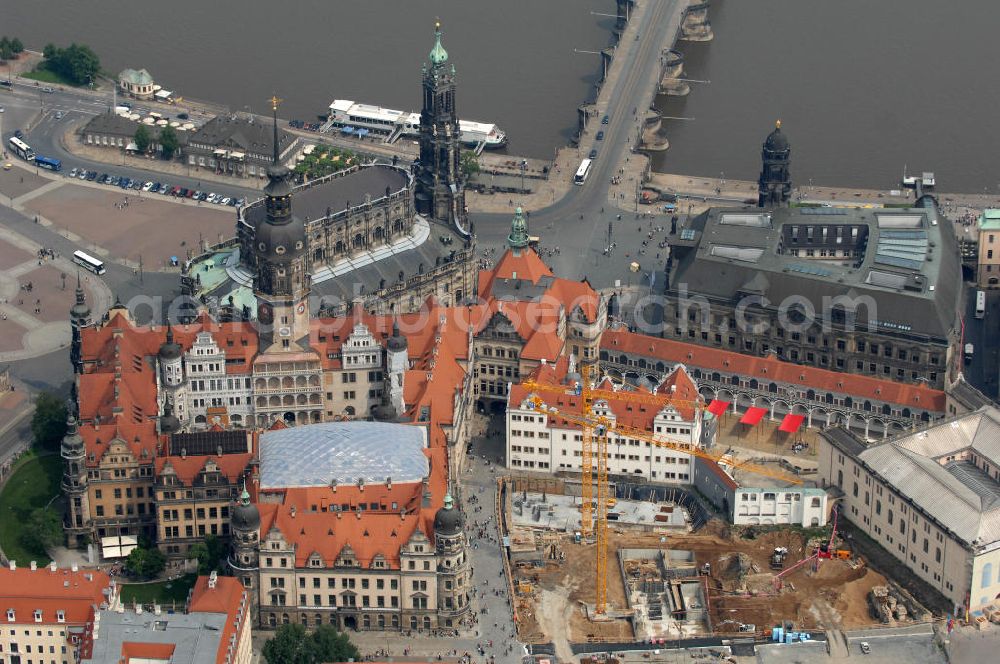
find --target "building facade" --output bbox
[0,564,117,664]
[414,23,467,234]
[186,115,298,178]
[506,361,705,480]
[691,457,829,527]
[818,407,1000,614]
[977,209,1000,288]
[600,328,947,439]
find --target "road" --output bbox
[960,284,1000,398]
[471,0,685,289]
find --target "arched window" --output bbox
[982,563,993,589]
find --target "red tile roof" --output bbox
[0,565,113,626]
[601,329,947,412]
[188,575,250,664]
[154,452,254,486]
[509,361,702,429]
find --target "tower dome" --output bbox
[159,400,181,435]
[433,493,463,535]
[429,21,448,66]
[70,274,91,320]
[764,120,789,152]
[158,324,182,361]
[386,319,408,353]
[232,487,260,532]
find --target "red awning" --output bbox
[739,406,768,426]
[707,400,730,417]
[779,413,806,433]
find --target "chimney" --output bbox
[208,570,218,589]
[181,447,187,459]
[8,561,14,571]
[71,563,78,572]
[30,561,37,571]
[217,445,223,457]
[385,476,392,490]
[49,561,57,572]
[358,477,365,492]
[356,509,362,520]
[290,506,296,518]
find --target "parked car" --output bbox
[596,131,604,141]
[601,114,609,124]
[206,193,218,203]
[86,171,97,181]
[110,176,121,186]
[185,189,196,199]
[589,149,598,159]
[197,192,209,201]
[142,181,154,191]
[13,129,23,139]
[226,198,238,207]
[132,180,143,190]
[220,197,232,206]
[69,168,78,178]
[41,87,54,93]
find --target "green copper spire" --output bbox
[240,482,251,506]
[429,21,448,66]
[507,207,529,250]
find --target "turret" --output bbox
[158,324,185,388]
[229,484,261,619]
[60,413,90,547]
[758,120,792,208]
[386,319,408,417]
[433,493,470,623]
[69,273,92,380]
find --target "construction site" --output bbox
[503,480,932,648]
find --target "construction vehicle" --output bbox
[770,547,788,569]
[523,362,802,616]
[772,508,840,591]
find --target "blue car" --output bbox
[596,131,605,141]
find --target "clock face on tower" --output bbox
[259,303,273,325]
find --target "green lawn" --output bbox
[120,574,197,607]
[21,68,75,86]
[0,451,63,565]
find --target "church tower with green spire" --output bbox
[415,21,468,235]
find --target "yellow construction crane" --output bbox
[522,364,801,616]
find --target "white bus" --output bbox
[574,158,593,185]
[976,290,986,319]
[8,136,35,161]
[73,250,106,275]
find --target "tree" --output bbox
[31,392,67,451]
[40,42,101,86]
[263,624,359,664]
[24,508,63,551]
[460,150,480,180]
[0,38,12,62]
[187,534,227,575]
[133,124,151,153]
[124,545,166,579]
[310,625,359,662]
[11,38,23,55]
[158,125,180,160]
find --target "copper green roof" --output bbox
[508,206,529,249]
[429,22,448,66]
[979,209,1000,231]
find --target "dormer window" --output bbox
[6,609,14,622]
[34,609,42,623]
[56,610,66,623]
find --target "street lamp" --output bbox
[519,159,527,194]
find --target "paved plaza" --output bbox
[0,223,111,362]
[21,181,234,269]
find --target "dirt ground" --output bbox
[512,520,902,643]
[0,240,31,271]
[24,183,233,267]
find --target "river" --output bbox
[1,0,610,158]
[4,0,997,193]
[652,0,1000,193]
